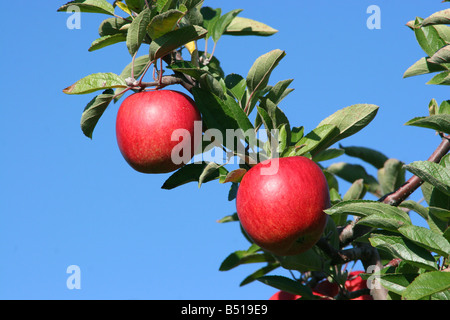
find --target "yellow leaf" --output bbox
[185,41,196,54]
[115,1,132,17]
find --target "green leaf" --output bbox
[325,200,412,232]
[340,145,389,169]
[198,162,222,187]
[427,71,450,85]
[429,98,439,116]
[317,104,379,148]
[422,181,443,208]
[276,124,289,155]
[197,51,225,78]
[63,72,127,95]
[422,9,450,27]
[98,17,130,36]
[191,87,238,137]
[429,206,450,223]
[397,225,450,257]
[405,161,450,196]
[377,273,418,296]
[256,106,274,133]
[378,159,406,195]
[149,25,207,61]
[228,182,239,201]
[312,148,345,162]
[219,244,274,271]
[259,99,290,134]
[211,9,243,43]
[290,126,304,145]
[401,200,447,235]
[80,89,114,139]
[343,179,367,201]
[246,49,286,108]
[277,247,326,273]
[216,212,238,223]
[200,6,221,39]
[167,61,211,80]
[178,0,203,11]
[155,0,177,13]
[257,275,314,299]
[295,124,340,156]
[326,163,382,197]
[199,74,226,99]
[239,263,280,287]
[88,33,127,52]
[369,232,438,271]
[439,100,450,115]
[402,271,450,300]
[263,79,294,107]
[428,45,450,65]
[403,57,448,79]
[225,74,247,101]
[414,17,448,57]
[125,0,145,13]
[435,25,450,46]
[57,0,115,15]
[405,114,450,133]
[224,94,255,133]
[126,7,152,56]
[224,17,278,37]
[161,161,227,189]
[147,9,185,39]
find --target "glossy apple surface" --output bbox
[269,271,373,300]
[313,271,373,300]
[236,156,330,256]
[116,90,201,174]
[269,291,302,300]
[345,271,373,300]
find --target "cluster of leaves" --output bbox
[59,0,450,299]
[216,5,450,300]
[59,0,277,138]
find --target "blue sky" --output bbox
[0,1,448,299]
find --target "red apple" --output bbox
[236,156,330,256]
[269,291,302,300]
[345,271,373,300]
[269,289,333,300]
[313,271,373,300]
[116,90,201,174]
[313,280,339,298]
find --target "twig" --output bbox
[316,133,450,300]
[127,75,194,92]
[339,133,450,247]
[383,133,450,206]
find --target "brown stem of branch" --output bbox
[383,133,450,206]
[317,134,450,300]
[128,75,194,93]
[339,133,450,247]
